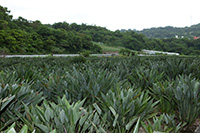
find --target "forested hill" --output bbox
[0,5,200,55]
[134,24,200,39]
[0,6,103,54]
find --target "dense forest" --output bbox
[0,5,200,55]
[0,6,102,54]
[135,24,200,39]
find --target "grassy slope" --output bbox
[94,42,124,52]
[94,42,137,53]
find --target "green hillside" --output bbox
[0,5,200,55]
[135,24,200,39]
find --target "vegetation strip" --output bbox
[0,56,200,132]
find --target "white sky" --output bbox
[1,0,200,31]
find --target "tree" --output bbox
[0,20,8,30]
[0,6,12,21]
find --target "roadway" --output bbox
[0,53,119,58]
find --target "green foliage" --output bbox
[64,67,119,104]
[70,56,86,63]
[0,81,44,131]
[1,50,200,132]
[119,48,131,56]
[2,123,36,133]
[128,67,164,90]
[1,5,200,55]
[80,50,90,57]
[173,75,200,125]
[0,6,102,54]
[22,97,90,132]
[151,74,200,126]
[96,42,122,52]
[100,86,159,132]
[151,82,176,114]
[141,114,186,133]
[0,47,10,55]
[136,24,200,39]
[0,6,12,22]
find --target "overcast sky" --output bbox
[1,0,200,31]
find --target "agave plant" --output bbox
[0,82,44,131]
[173,75,200,125]
[3,122,56,133]
[34,68,68,102]
[21,96,106,133]
[99,85,159,132]
[2,123,36,133]
[0,55,200,132]
[128,67,164,90]
[64,67,119,104]
[151,74,200,126]
[0,70,19,85]
[141,114,186,133]
[150,81,176,114]
[161,58,196,80]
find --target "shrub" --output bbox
[80,50,90,57]
[173,75,200,125]
[70,55,86,63]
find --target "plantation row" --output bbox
[0,56,200,132]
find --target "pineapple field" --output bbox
[0,56,200,133]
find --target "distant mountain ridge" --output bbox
[134,23,200,39]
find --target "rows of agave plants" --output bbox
[0,56,200,133]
